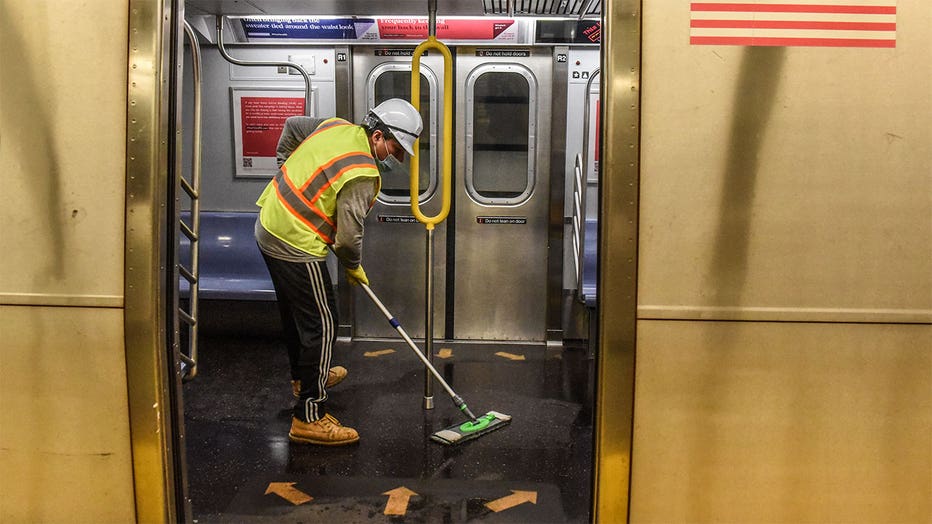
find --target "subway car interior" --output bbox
[177,1,601,521]
[5,0,931,522]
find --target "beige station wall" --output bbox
[630,1,931,522]
[0,1,135,522]
[638,3,930,319]
[631,321,930,522]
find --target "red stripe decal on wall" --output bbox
[690,1,897,47]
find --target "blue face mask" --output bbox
[376,139,405,176]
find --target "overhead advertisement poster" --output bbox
[237,16,522,42]
[231,88,307,178]
[535,20,601,44]
[377,18,518,41]
[240,17,375,40]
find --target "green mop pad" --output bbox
[430,411,512,445]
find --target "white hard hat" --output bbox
[366,98,423,156]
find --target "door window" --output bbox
[367,64,437,203]
[465,64,538,205]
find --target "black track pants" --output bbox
[260,253,337,423]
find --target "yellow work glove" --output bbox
[345,264,369,286]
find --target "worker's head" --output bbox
[363,98,423,173]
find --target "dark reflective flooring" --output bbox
[184,301,594,523]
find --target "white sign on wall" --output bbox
[230,87,316,177]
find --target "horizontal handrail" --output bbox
[216,16,312,117]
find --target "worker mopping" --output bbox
[359,283,511,445]
[363,0,511,446]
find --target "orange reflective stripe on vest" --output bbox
[271,168,336,244]
[291,118,352,151]
[299,152,377,199]
[257,117,379,256]
[309,118,349,137]
[271,151,376,244]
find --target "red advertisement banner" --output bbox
[377,18,515,40]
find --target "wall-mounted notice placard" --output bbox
[231,87,312,178]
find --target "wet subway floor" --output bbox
[183,300,595,523]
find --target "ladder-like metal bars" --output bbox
[177,15,313,380]
[178,20,202,380]
[572,152,585,294]
[572,68,600,303]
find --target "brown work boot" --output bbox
[289,414,359,445]
[327,366,348,387]
[291,366,348,398]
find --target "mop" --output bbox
[359,283,511,445]
[353,1,508,445]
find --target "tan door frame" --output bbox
[125,0,181,521]
[593,0,642,521]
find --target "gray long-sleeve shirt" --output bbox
[255,116,378,269]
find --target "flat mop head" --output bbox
[430,411,512,445]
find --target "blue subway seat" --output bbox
[179,212,276,301]
[580,219,598,308]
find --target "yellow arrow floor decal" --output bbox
[485,490,538,512]
[364,349,396,357]
[383,486,418,516]
[436,348,453,359]
[495,351,526,361]
[264,482,312,506]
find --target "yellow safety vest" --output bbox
[256,118,381,257]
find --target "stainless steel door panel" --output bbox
[453,48,552,341]
[352,49,446,338]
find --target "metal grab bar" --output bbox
[215,16,312,116]
[409,44,452,228]
[410,0,453,409]
[572,153,584,293]
[573,68,601,304]
[179,20,203,380]
[582,68,600,187]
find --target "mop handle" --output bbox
[360,283,458,400]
